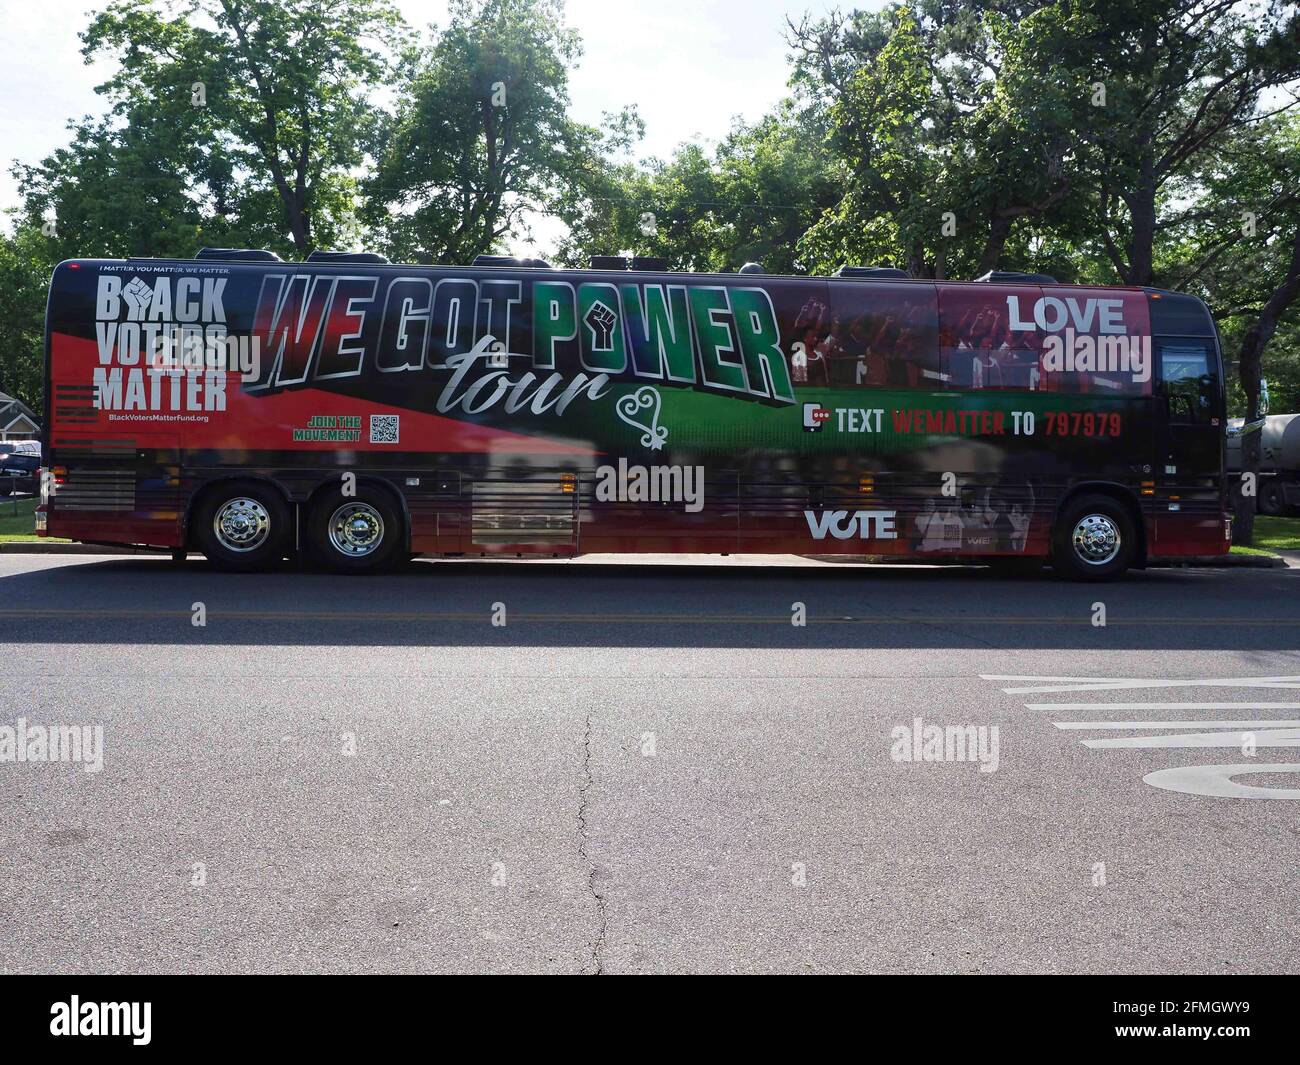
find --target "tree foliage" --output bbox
[556,104,841,273]
[79,0,404,254]
[361,0,620,264]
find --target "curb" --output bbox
[1150,554,1287,569]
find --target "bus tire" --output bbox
[306,486,404,574]
[194,480,291,572]
[1051,494,1136,581]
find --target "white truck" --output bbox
[1227,413,1300,515]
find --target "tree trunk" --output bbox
[1232,382,1262,547]
[285,199,310,254]
[266,163,311,255]
[905,243,929,279]
[1124,186,1158,286]
[976,215,1013,277]
[289,146,311,254]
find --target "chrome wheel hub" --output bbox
[213,497,271,553]
[329,502,384,557]
[1072,513,1120,566]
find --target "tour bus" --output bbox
[39,249,1229,580]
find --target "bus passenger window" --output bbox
[940,305,1038,391]
[1159,342,1215,422]
[825,283,940,390]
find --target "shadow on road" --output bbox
[0,555,1297,651]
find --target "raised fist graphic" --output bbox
[584,301,617,352]
[121,277,154,320]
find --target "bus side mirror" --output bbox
[1260,379,1270,416]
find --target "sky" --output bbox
[0,0,870,250]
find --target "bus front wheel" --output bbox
[194,480,291,572]
[306,486,404,574]
[1052,494,1136,581]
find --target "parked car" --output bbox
[0,449,40,496]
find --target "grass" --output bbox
[0,496,68,542]
[1246,514,1300,552]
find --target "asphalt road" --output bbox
[1,553,1297,974]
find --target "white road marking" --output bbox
[1080,729,1300,749]
[983,675,1300,683]
[1029,702,1300,711]
[1053,720,1300,730]
[1143,764,1300,800]
[984,674,1300,799]
[982,675,1131,682]
[982,681,1300,696]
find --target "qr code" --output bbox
[369,414,399,444]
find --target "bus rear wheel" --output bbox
[1052,494,1136,581]
[194,480,291,572]
[306,486,404,574]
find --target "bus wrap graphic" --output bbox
[245,273,798,407]
[45,255,1227,575]
[73,265,1161,464]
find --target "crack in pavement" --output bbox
[576,713,608,974]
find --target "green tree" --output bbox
[13,115,206,261]
[362,0,619,264]
[1160,115,1300,541]
[791,6,947,276]
[556,105,840,274]
[82,0,404,255]
[0,226,56,413]
[1166,117,1300,408]
[789,2,1083,279]
[1012,0,1300,287]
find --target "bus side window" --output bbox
[937,296,1037,392]
[825,283,940,390]
[1159,341,1215,422]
